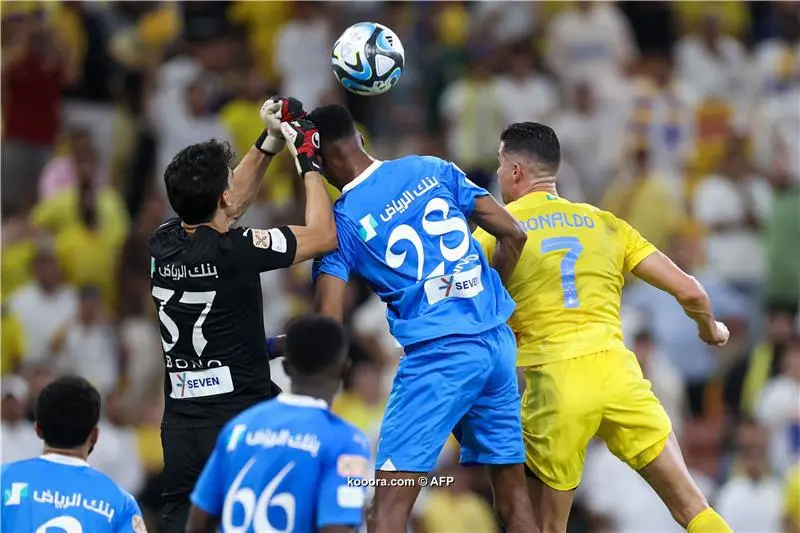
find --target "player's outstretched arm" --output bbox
[281,120,338,263]
[470,195,527,283]
[631,251,729,346]
[226,97,307,224]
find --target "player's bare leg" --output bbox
[637,433,733,532]
[367,471,422,533]
[526,473,574,533]
[488,464,540,533]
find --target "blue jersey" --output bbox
[1,455,145,533]
[191,393,370,533]
[314,156,515,346]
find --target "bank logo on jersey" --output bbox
[169,367,234,399]
[3,482,28,506]
[359,214,379,242]
[423,265,484,305]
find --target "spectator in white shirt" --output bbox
[717,420,783,533]
[756,338,800,475]
[634,331,687,438]
[55,286,120,397]
[8,244,78,367]
[89,388,145,497]
[693,136,772,308]
[750,10,800,107]
[274,2,333,111]
[439,51,504,175]
[1,375,40,464]
[150,61,231,207]
[675,11,748,109]
[471,1,540,47]
[546,1,637,101]
[495,46,559,127]
[550,82,625,203]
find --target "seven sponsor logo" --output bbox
[169,366,234,399]
[424,265,484,305]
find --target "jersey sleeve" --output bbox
[616,215,657,272]
[229,226,298,273]
[441,161,490,218]
[312,211,356,283]
[472,226,497,264]
[190,426,230,517]
[316,427,371,530]
[114,491,147,533]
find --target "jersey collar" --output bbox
[342,160,383,193]
[276,393,329,409]
[40,453,90,467]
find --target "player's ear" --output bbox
[34,421,43,440]
[282,359,295,379]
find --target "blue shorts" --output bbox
[375,323,524,472]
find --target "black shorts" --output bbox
[159,425,224,533]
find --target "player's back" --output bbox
[1,455,142,533]
[476,192,656,366]
[149,219,295,427]
[192,395,370,533]
[316,155,514,346]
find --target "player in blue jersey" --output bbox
[1,376,146,533]
[187,315,370,533]
[307,105,537,533]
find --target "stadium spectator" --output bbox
[1,375,40,464]
[54,286,120,397]
[551,82,625,204]
[89,388,145,497]
[756,337,800,475]
[440,49,504,177]
[633,330,687,438]
[751,7,800,105]
[495,46,558,127]
[38,126,104,200]
[0,206,37,301]
[0,307,25,377]
[785,462,800,533]
[332,358,386,449]
[716,420,783,533]
[675,10,748,109]
[546,0,637,101]
[693,136,772,314]
[602,144,682,251]
[274,2,333,111]
[8,243,78,366]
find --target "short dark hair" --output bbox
[500,122,561,173]
[285,314,347,375]
[164,140,234,225]
[35,376,101,449]
[307,105,357,144]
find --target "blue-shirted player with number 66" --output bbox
[307,105,537,533]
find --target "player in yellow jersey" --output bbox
[473,123,733,533]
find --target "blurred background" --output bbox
[1,1,799,532]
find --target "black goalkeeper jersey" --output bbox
[149,218,297,428]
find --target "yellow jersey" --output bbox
[474,192,657,367]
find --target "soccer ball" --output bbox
[331,22,405,96]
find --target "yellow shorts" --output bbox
[522,349,672,491]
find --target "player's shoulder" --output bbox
[321,412,371,457]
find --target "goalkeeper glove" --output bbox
[255,96,307,155]
[280,120,322,177]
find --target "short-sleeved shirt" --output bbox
[474,191,656,366]
[313,156,514,347]
[191,393,370,532]
[149,218,297,427]
[1,454,145,533]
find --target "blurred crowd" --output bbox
[1,1,799,532]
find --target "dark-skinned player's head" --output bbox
[164,140,235,225]
[496,122,561,204]
[282,314,350,394]
[306,105,367,189]
[35,375,101,456]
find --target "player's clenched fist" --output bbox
[699,320,730,347]
[281,120,322,177]
[255,96,307,155]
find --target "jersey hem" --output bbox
[516,343,631,367]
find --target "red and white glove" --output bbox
[280,120,322,177]
[255,96,307,155]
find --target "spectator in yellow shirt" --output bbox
[1,307,25,376]
[413,466,499,533]
[332,358,386,445]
